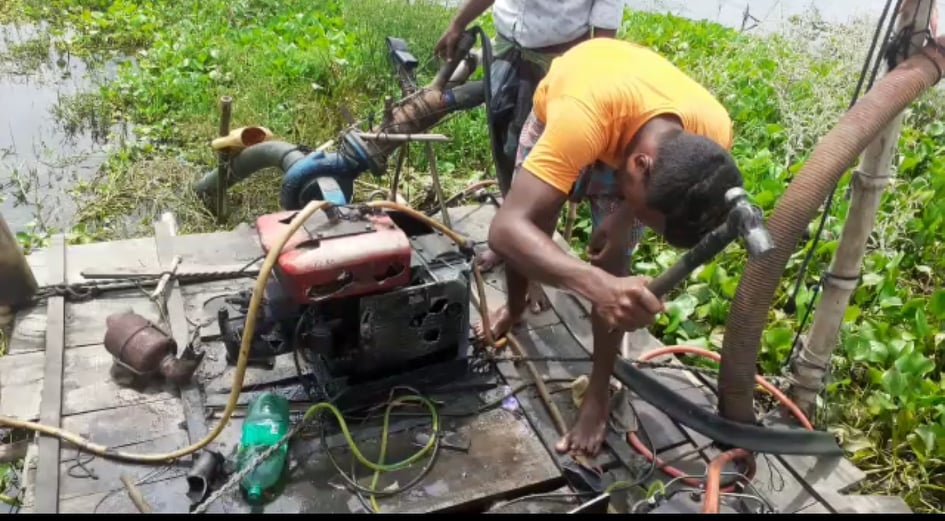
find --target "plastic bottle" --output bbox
[236,392,291,503]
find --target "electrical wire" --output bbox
[624,345,814,502]
[318,386,441,513]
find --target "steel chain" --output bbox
[31,269,257,304]
[190,419,308,514]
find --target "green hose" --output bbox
[299,394,440,513]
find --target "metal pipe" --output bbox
[424,143,452,229]
[0,212,38,311]
[194,141,307,196]
[215,96,233,222]
[355,132,450,143]
[702,449,755,514]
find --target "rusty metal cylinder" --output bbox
[103,311,198,385]
[0,213,38,310]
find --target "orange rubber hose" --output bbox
[624,345,814,506]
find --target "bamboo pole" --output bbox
[0,212,38,313]
[215,96,233,223]
[786,0,936,417]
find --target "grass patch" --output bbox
[5,0,945,512]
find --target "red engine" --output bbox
[256,208,412,305]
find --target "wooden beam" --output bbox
[34,234,66,514]
[153,214,208,444]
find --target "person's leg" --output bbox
[477,55,545,272]
[555,170,646,457]
[473,109,549,341]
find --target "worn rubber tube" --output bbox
[718,38,945,424]
[443,80,485,111]
[194,141,306,196]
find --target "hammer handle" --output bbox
[647,261,692,300]
[646,221,737,300]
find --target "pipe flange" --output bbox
[342,131,386,177]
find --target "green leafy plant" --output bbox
[4,0,945,512]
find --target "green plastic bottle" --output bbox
[236,392,291,504]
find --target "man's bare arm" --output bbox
[451,0,494,30]
[488,169,613,305]
[436,0,494,59]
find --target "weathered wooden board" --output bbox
[794,491,913,514]
[58,431,190,501]
[751,453,869,514]
[34,234,66,514]
[8,291,164,354]
[7,306,48,355]
[202,345,301,395]
[0,350,45,420]
[170,225,260,266]
[446,204,495,246]
[154,213,211,447]
[55,397,190,502]
[23,237,158,288]
[483,485,583,514]
[0,344,179,422]
[369,408,562,513]
[65,292,164,349]
[779,453,866,494]
[58,474,191,514]
[61,343,178,417]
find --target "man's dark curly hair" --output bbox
[644,129,744,249]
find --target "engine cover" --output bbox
[312,234,471,381]
[219,208,473,393]
[256,207,412,304]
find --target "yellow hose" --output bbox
[0,199,494,465]
[0,200,330,462]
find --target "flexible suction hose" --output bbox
[717,37,945,424]
[195,141,307,197]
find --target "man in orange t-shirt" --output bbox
[476,38,743,458]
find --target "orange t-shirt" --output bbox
[522,38,734,195]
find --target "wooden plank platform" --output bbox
[0,203,911,514]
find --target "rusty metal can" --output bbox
[103,312,177,375]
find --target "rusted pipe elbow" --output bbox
[702,448,755,514]
[103,311,202,385]
[158,352,203,385]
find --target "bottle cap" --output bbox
[247,485,263,503]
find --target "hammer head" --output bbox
[724,187,775,258]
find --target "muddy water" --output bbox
[0,23,128,235]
